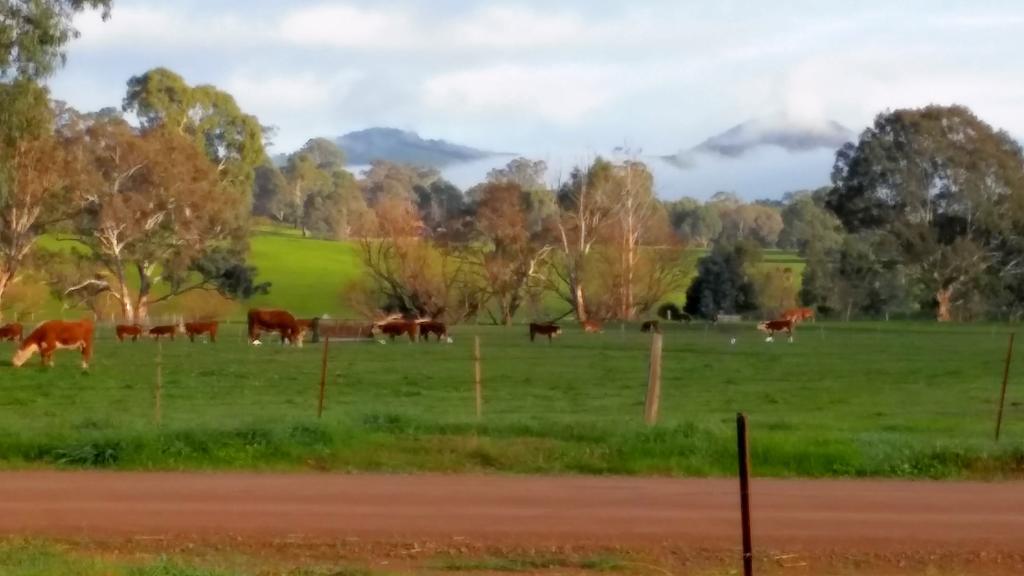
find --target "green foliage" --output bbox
[684,242,760,319]
[187,247,271,300]
[827,105,1024,320]
[0,0,110,80]
[122,67,266,194]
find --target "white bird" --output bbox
[730,337,736,345]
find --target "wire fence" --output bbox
[2,320,1021,444]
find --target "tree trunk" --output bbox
[936,287,953,322]
[0,270,10,323]
[117,282,135,324]
[135,263,153,323]
[573,283,588,322]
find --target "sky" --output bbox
[48,0,1024,199]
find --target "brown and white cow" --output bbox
[12,319,94,369]
[581,320,603,334]
[375,319,419,342]
[529,322,561,342]
[0,322,23,342]
[756,318,795,343]
[418,320,451,343]
[185,321,218,343]
[248,308,303,346]
[115,324,142,342]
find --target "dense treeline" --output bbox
[2,2,1023,324]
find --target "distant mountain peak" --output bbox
[334,127,505,167]
[665,117,854,169]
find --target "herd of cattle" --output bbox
[0,306,818,368]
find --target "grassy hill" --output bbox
[8,228,803,322]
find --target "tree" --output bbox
[356,197,480,321]
[719,203,784,247]
[600,161,681,319]
[415,179,464,233]
[684,242,760,320]
[827,105,1024,321]
[122,67,265,196]
[778,189,843,254]
[0,95,79,319]
[0,0,111,80]
[799,231,911,321]
[0,0,111,319]
[361,161,439,205]
[550,159,617,321]
[465,182,552,325]
[296,137,345,171]
[252,162,290,221]
[667,198,722,248]
[302,169,369,240]
[486,157,548,190]
[62,117,259,322]
[282,151,328,235]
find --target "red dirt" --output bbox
[2,472,1023,572]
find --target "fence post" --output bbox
[474,336,482,419]
[737,412,753,576]
[996,333,1015,441]
[644,333,663,425]
[318,336,329,419]
[154,340,162,426]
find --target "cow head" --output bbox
[755,321,770,334]
[11,343,39,368]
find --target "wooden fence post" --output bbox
[737,412,753,576]
[644,333,663,425]
[318,336,329,419]
[474,336,482,419]
[154,340,162,426]
[996,333,1015,441]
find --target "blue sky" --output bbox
[47,1,1024,197]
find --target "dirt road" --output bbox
[0,471,1021,554]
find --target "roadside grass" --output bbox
[0,320,1022,478]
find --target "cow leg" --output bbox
[81,340,92,370]
[189,333,195,343]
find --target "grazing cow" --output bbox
[529,323,562,342]
[640,320,660,334]
[581,320,603,334]
[115,324,142,342]
[247,308,302,346]
[185,321,218,343]
[756,318,795,343]
[12,319,94,369]
[375,319,419,342]
[149,325,180,341]
[781,307,815,324]
[418,320,451,343]
[0,322,23,342]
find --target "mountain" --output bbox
[334,127,502,167]
[665,117,854,168]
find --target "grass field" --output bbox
[0,319,1021,479]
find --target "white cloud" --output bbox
[424,64,638,124]
[226,70,363,113]
[73,6,259,50]
[278,4,418,49]
[448,5,589,49]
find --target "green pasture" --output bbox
[0,320,1021,478]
